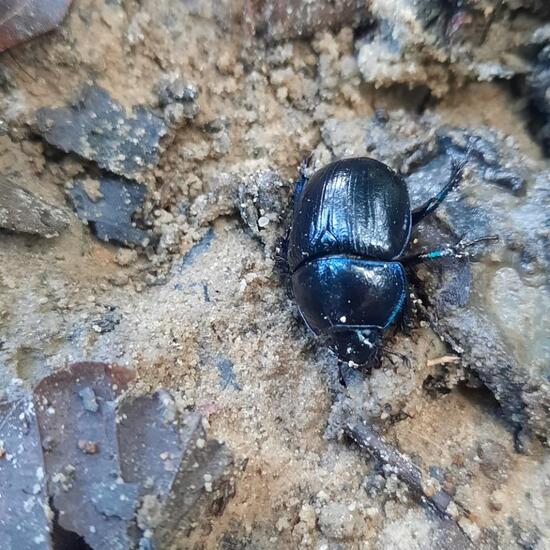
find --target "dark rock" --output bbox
[36,85,167,178]
[526,43,550,156]
[90,307,122,334]
[118,391,238,548]
[156,76,199,126]
[0,177,69,238]
[2,363,240,548]
[68,175,150,247]
[355,1,547,97]
[177,227,215,272]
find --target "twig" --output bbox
[427,355,461,367]
[344,420,455,518]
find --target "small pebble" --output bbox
[318,502,355,541]
[78,439,99,454]
[257,215,270,228]
[78,387,99,413]
[489,490,504,511]
[114,249,138,267]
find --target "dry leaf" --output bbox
[34,362,137,549]
[0,0,73,53]
[0,396,51,549]
[0,178,70,238]
[0,363,238,549]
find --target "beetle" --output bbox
[284,155,496,369]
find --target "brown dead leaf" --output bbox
[0,363,238,549]
[34,362,137,549]
[0,396,51,549]
[0,0,73,53]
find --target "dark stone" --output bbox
[34,363,136,550]
[526,44,550,156]
[0,0,73,53]
[177,228,215,272]
[68,175,150,247]
[117,393,237,548]
[36,85,167,177]
[90,307,122,334]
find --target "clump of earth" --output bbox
[0,1,549,548]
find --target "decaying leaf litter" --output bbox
[0,0,549,548]
[1,363,238,549]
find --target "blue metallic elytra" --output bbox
[285,156,495,368]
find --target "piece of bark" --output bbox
[0,0,73,53]
[0,396,51,550]
[244,0,370,41]
[33,362,136,550]
[345,420,454,517]
[0,178,70,238]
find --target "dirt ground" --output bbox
[0,1,549,548]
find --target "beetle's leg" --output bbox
[293,154,313,205]
[380,346,411,369]
[397,292,415,336]
[411,157,467,226]
[400,235,499,265]
[337,361,348,387]
[274,229,290,269]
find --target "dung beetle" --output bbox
[284,155,496,369]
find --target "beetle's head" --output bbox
[326,326,382,367]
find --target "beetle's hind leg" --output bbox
[400,235,499,265]
[380,346,412,369]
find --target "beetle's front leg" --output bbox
[292,154,313,205]
[400,235,499,265]
[397,290,416,336]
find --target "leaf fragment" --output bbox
[0,0,73,53]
